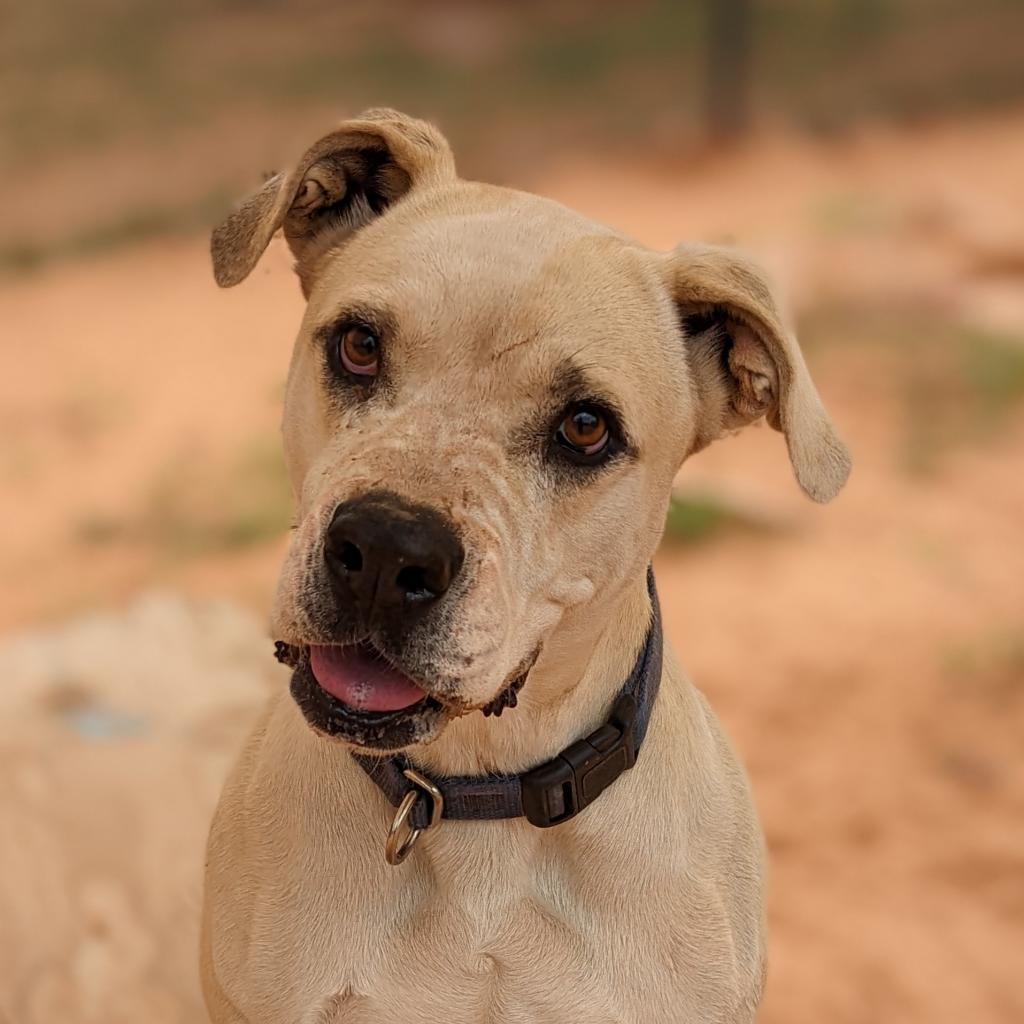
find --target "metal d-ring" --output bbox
[384,767,444,865]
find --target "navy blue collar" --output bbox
[352,568,663,834]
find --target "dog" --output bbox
[200,109,850,1024]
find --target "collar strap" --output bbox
[352,568,663,834]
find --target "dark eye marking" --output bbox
[543,363,631,473]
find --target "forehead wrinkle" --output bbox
[490,331,543,362]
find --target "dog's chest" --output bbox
[307,849,746,1024]
[224,824,687,1024]
[314,841,644,1024]
[331,895,608,1021]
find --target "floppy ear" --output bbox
[210,108,455,294]
[665,243,851,502]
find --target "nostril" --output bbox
[337,541,363,573]
[395,565,434,601]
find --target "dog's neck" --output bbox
[409,572,654,778]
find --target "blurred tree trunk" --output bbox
[704,0,752,143]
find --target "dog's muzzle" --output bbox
[279,489,467,751]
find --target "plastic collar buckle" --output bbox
[520,694,638,828]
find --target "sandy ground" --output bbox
[1,110,1023,1022]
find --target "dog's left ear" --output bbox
[211,108,455,294]
[665,243,851,502]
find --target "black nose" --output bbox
[324,491,464,626]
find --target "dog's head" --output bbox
[212,109,850,753]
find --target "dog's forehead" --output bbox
[310,185,675,364]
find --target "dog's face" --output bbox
[212,110,850,753]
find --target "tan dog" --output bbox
[200,109,850,1024]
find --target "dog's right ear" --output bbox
[210,109,455,294]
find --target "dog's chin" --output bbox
[284,643,451,753]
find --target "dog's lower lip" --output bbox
[287,651,447,751]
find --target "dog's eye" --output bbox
[338,325,380,378]
[556,404,610,461]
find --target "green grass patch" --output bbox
[811,191,891,237]
[80,437,295,558]
[942,627,1024,706]
[799,304,1024,475]
[662,490,777,546]
[903,325,1024,475]
[964,329,1024,412]
[213,440,295,552]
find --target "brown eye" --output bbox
[339,325,380,377]
[556,404,610,458]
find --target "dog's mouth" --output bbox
[279,640,449,752]
[309,642,430,712]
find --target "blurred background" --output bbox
[1,1,1023,1021]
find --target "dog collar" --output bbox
[352,568,663,864]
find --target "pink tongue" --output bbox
[309,644,427,712]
